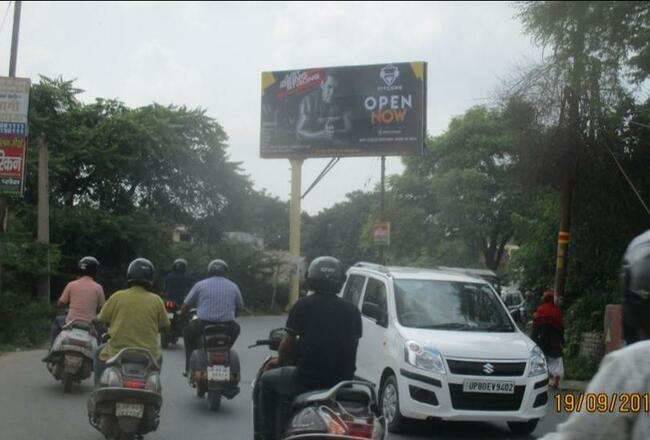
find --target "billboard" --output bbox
[260,62,426,158]
[0,77,30,194]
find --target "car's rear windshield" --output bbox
[394,279,514,332]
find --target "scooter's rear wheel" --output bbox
[63,373,73,393]
[207,390,221,411]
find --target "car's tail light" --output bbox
[123,379,146,389]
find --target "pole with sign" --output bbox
[260,62,426,307]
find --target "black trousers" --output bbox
[183,319,240,372]
[257,367,307,440]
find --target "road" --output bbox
[0,316,569,439]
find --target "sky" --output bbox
[0,1,542,214]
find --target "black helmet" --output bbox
[621,230,650,344]
[306,256,345,294]
[172,258,187,273]
[127,258,155,287]
[78,256,99,277]
[207,259,228,277]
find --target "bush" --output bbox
[562,290,618,380]
[0,293,54,348]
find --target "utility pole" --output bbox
[287,159,303,308]
[379,156,386,265]
[37,136,50,302]
[0,1,23,295]
[9,1,21,77]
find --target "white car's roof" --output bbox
[349,264,489,285]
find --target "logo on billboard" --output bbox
[380,65,399,87]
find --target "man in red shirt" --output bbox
[49,256,105,345]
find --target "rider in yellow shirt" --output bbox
[94,258,170,384]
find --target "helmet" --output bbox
[172,258,187,273]
[306,256,344,294]
[127,258,155,287]
[78,256,99,277]
[207,259,228,277]
[621,230,650,344]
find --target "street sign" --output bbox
[0,76,30,195]
[373,222,390,246]
[260,62,427,158]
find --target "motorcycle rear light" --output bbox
[209,352,227,364]
[346,422,374,438]
[67,338,90,347]
[100,368,122,387]
[165,301,177,311]
[123,379,146,389]
[146,373,162,393]
[320,410,346,435]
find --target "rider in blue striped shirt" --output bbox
[180,259,244,374]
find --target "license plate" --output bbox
[207,365,230,382]
[167,312,174,319]
[463,380,515,394]
[115,402,144,418]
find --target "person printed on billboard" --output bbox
[296,73,352,145]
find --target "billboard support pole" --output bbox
[379,156,386,265]
[288,158,303,309]
[0,1,23,295]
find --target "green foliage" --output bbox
[0,293,54,347]
[168,240,290,311]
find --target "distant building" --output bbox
[224,231,265,249]
[172,225,193,243]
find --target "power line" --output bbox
[0,1,12,39]
[598,130,650,217]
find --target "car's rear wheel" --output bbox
[380,375,408,433]
[508,419,539,435]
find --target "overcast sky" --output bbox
[0,1,542,214]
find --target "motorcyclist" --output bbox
[93,258,170,384]
[256,256,362,440]
[163,258,192,304]
[49,256,105,346]
[180,259,244,375]
[540,231,650,440]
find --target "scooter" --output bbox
[161,300,184,349]
[43,319,96,393]
[188,321,241,411]
[87,347,162,440]
[250,328,385,440]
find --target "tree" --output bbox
[393,103,537,271]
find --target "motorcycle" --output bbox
[87,347,162,440]
[43,319,96,393]
[188,321,241,411]
[161,300,184,349]
[250,328,385,440]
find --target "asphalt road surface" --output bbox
[0,316,569,439]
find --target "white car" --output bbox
[340,263,548,435]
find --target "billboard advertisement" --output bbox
[0,77,30,194]
[260,62,426,158]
